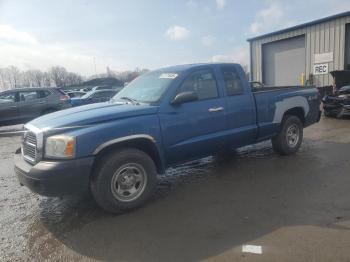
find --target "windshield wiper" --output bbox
[120,96,140,105]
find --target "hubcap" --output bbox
[111,163,147,202]
[286,124,300,147]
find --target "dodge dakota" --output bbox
[14,63,321,213]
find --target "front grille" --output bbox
[22,131,37,163]
[26,132,37,145]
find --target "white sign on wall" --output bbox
[313,63,329,75]
[314,52,333,63]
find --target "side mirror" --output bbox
[171,91,198,105]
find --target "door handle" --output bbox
[208,107,224,112]
[10,106,17,108]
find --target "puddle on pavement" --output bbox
[0,139,280,260]
[2,117,350,260]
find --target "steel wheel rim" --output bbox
[286,124,300,147]
[111,163,147,202]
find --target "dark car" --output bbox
[70,89,118,107]
[91,85,113,91]
[0,87,71,125]
[67,91,86,98]
[323,70,350,118]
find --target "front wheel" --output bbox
[272,115,303,155]
[90,148,158,213]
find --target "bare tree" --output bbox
[0,64,148,90]
[0,68,8,90]
[6,66,21,88]
[20,71,32,87]
[50,66,68,87]
[30,70,44,87]
[65,72,83,86]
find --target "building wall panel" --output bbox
[250,14,350,87]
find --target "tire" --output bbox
[271,115,303,155]
[90,148,158,213]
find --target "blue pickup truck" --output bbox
[14,63,321,213]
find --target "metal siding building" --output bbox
[248,11,350,87]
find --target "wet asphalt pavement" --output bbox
[1,117,350,262]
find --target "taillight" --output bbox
[60,95,70,101]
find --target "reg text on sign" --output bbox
[313,63,328,75]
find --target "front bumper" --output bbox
[14,153,94,197]
[339,106,350,116]
[323,103,350,117]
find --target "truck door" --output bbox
[158,68,227,165]
[219,65,257,148]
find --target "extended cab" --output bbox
[14,63,321,213]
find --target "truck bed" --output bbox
[252,85,320,141]
[252,85,315,93]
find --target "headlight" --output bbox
[45,135,75,159]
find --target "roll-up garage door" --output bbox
[262,35,305,86]
[345,23,350,70]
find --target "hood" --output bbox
[28,101,158,130]
[339,85,350,95]
[330,70,350,89]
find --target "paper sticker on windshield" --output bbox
[159,73,178,79]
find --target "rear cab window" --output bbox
[221,66,244,96]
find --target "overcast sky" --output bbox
[0,0,349,76]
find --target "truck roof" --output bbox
[157,62,241,72]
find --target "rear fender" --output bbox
[272,96,308,124]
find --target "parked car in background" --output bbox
[91,85,123,91]
[70,89,119,107]
[15,63,321,213]
[322,70,350,118]
[91,85,112,91]
[67,91,86,98]
[0,87,70,125]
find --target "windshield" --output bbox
[113,71,178,103]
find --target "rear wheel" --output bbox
[90,148,158,213]
[272,115,303,155]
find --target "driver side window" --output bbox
[177,70,218,100]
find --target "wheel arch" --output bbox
[272,96,309,126]
[283,107,306,126]
[92,135,165,175]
